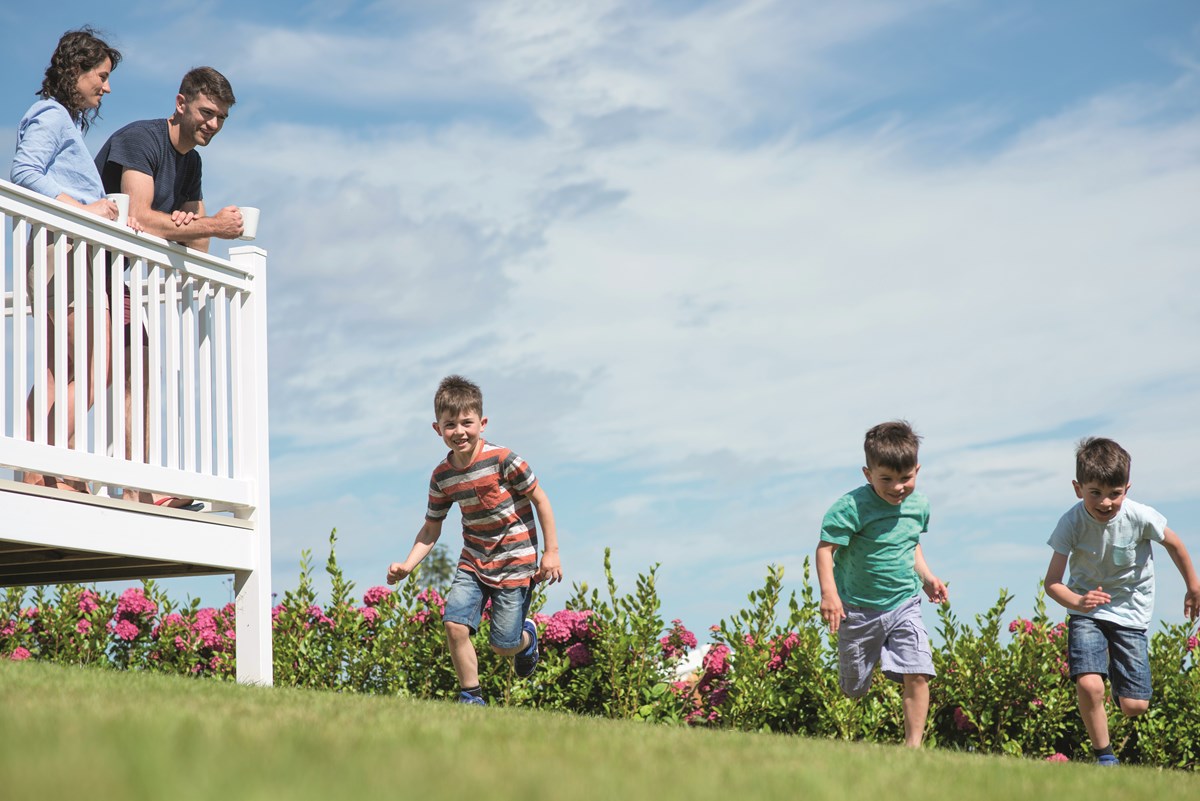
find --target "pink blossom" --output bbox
[541,609,598,645]
[174,635,188,652]
[9,647,31,661]
[78,590,101,614]
[359,606,380,625]
[1046,753,1069,763]
[0,621,16,637]
[306,605,335,628]
[1188,636,1198,653]
[116,588,157,619]
[363,586,392,607]
[113,619,140,641]
[271,604,285,624]
[660,619,698,661]
[21,607,38,619]
[410,609,431,625]
[565,642,592,668]
[1007,618,1034,635]
[151,613,185,640]
[743,634,756,647]
[75,619,92,635]
[702,644,731,677]
[953,706,976,732]
[766,632,801,671]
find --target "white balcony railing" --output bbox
[0,178,272,684]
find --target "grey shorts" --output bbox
[837,595,935,698]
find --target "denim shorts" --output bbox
[837,595,935,698]
[1067,615,1151,701]
[442,568,532,649]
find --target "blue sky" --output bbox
[3,1,1199,640]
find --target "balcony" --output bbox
[0,179,272,684]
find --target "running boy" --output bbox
[816,420,948,747]
[387,375,562,705]
[1043,437,1200,765]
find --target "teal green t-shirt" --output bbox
[820,485,929,611]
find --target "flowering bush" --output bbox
[2,532,1198,769]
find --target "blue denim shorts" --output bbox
[442,568,532,649]
[837,595,935,698]
[1067,615,1151,701]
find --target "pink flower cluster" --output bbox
[766,632,801,671]
[0,620,16,637]
[1045,753,1069,763]
[659,619,698,661]
[9,647,31,661]
[106,588,160,641]
[565,642,592,667]
[686,644,733,724]
[362,586,392,607]
[538,609,598,645]
[953,706,977,732]
[1008,618,1035,636]
[78,590,101,614]
[307,605,335,629]
[1188,634,1198,653]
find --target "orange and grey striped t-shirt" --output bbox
[426,441,540,589]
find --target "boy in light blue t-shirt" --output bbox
[1044,437,1200,766]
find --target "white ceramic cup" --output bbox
[106,193,130,226]
[238,206,260,241]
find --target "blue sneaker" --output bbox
[1096,754,1120,767]
[514,619,539,678]
[458,691,486,706]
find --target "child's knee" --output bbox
[903,673,928,689]
[444,620,471,642]
[1075,673,1105,700]
[1119,698,1149,717]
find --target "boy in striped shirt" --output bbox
[387,375,562,705]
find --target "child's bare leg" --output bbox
[902,673,930,747]
[1117,697,1149,717]
[1076,673,1110,748]
[445,621,480,688]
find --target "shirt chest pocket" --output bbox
[474,480,508,510]
[1109,534,1141,568]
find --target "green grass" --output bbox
[1,662,1195,800]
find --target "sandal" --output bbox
[153,496,204,512]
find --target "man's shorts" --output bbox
[442,568,532,650]
[837,595,935,698]
[1067,614,1151,701]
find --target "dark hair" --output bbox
[435,375,483,420]
[864,420,921,471]
[38,27,122,134]
[179,66,236,107]
[1075,437,1130,487]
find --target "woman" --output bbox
[11,28,128,493]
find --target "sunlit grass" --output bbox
[1,661,1195,800]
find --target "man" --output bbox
[93,68,243,508]
[95,66,243,251]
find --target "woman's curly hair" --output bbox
[38,27,122,134]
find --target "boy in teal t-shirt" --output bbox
[816,420,948,748]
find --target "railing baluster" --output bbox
[72,242,89,451]
[181,277,197,473]
[128,257,146,465]
[198,279,213,475]
[108,253,126,464]
[51,231,69,449]
[164,269,179,469]
[147,262,162,468]
[229,288,244,479]
[31,225,48,446]
[11,219,28,442]
[214,285,230,478]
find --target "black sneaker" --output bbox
[513,619,539,678]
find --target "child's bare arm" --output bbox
[1161,528,1200,620]
[387,519,444,585]
[1044,551,1110,613]
[815,541,845,632]
[527,485,563,584]
[914,544,948,603]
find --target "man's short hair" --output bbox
[864,420,921,471]
[1075,437,1130,487]
[179,66,236,106]
[435,375,483,420]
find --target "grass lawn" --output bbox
[1,661,1195,800]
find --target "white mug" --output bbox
[238,206,260,241]
[106,193,130,226]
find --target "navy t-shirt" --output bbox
[94,119,202,213]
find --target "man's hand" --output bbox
[1078,586,1111,612]
[386,562,412,586]
[171,209,197,228]
[820,591,846,633]
[209,205,244,239]
[535,550,563,584]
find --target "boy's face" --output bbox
[1073,480,1130,524]
[862,463,920,505]
[433,409,487,465]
